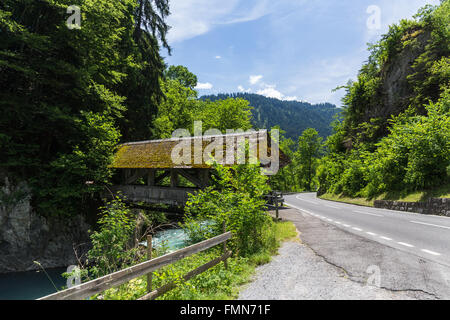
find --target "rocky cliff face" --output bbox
[0,176,91,273]
[364,30,431,124]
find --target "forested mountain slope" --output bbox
[201,93,340,140]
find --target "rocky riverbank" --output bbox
[0,177,90,273]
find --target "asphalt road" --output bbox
[285,193,450,268]
[238,241,418,300]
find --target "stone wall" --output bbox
[0,177,91,273]
[374,198,450,217]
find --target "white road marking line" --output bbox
[285,203,312,215]
[421,249,441,256]
[410,220,450,230]
[285,203,327,223]
[325,204,340,209]
[353,210,384,217]
[377,207,450,220]
[287,199,445,259]
[397,242,414,248]
[295,196,318,205]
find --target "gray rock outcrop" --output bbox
[0,176,90,273]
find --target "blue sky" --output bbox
[163,0,440,106]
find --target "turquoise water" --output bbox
[147,221,213,252]
[150,227,190,252]
[0,267,67,300]
[0,226,189,300]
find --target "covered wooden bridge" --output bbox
[109,130,290,206]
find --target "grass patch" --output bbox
[248,221,299,267]
[319,183,450,207]
[273,221,299,242]
[380,184,450,202]
[319,193,375,207]
[97,220,298,300]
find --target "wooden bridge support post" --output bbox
[222,221,228,269]
[147,169,155,186]
[170,169,179,188]
[275,198,279,220]
[199,169,210,188]
[146,234,153,292]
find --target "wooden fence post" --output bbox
[222,221,228,269]
[147,234,153,292]
[275,196,279,220]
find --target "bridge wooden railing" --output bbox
[108,185,198,206]
[38,228,232,300]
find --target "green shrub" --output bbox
[340,158,367,197]
[87,196,142,278]
[317,154,346,195]
[365,95,450,193]
[183,163,274,257]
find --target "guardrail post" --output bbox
[222,221,228,269]
[146,234,153,292]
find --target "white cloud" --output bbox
[195,82,213,90]
[167,0,270,43]
[284,96,299,101]
[238,85,251,93]
[256,84,298,101]
[257,85,282,99]
[249,75,263,85]
[223,0,271,24]
[215,55,222,59]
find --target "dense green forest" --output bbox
[0,1,253,217]
[1,0,170,217]
[274,2,449,199]
[201,93,340,140]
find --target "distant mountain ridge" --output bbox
[201,93,340,141]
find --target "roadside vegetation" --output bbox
[64,163,298,300]
[271,2,450,205]
[320,184,450,207]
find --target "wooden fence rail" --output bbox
[38,231,232,300]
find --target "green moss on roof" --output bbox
[110,132,290,169]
